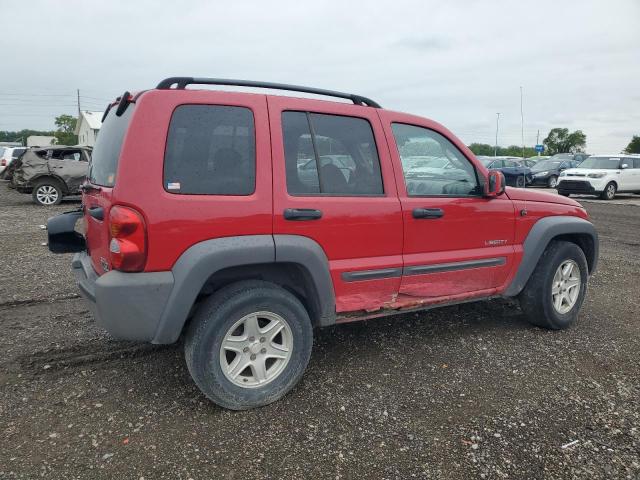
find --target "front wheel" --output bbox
[548,175,558,188]
[519,241,588,330]
[184,280,313,410]
[600,182,616,200]
[32,179,63,206]
[516,175,526,188]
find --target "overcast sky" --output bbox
[2,0,638,153]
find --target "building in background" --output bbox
[75,111,102,147]
[26,136,56,147]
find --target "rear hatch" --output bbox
[83,104,134,274]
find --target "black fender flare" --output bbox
[151,234,335,344]
[503,216,598,297]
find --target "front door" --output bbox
[269,96,403,314]
[379,112,517,304]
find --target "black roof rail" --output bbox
[156,77,381,108]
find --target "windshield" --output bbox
[549,154,573,160]
[577,156,622,169]
[533,160,562,169]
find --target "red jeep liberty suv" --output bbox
[47,77,598,410]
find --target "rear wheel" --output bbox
[519,241,588,330]
[32,179,63,206]
[547,175,558,188]
[516,175,526,188]
[184,280,313,410]
[600,182,616,200]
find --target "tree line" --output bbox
[0,114,78,146]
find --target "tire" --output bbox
[32,178,63,206]
[600,182,616,200]
[559,192,571,197]
[516,175,526,188]
[547,175,558,188]
[519,241,588,330]
[184,280,313,410]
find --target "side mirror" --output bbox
[485,170,506,197]
[621,163,629,169]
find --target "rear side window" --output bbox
[164,105,256,195]
[89,106,133,187]
[282,111,383,195]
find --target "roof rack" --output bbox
[156,77,381,108]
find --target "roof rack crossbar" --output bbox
[156,77,381,108]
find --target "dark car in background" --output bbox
[529,157,582,188]
[10,146,91,205]
[477,156,532,187]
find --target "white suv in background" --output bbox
[0,146,27,175]
[557,154,640,200]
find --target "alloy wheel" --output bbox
[219,311,293,388]
[551,260,581,314]
[36,185,59,205]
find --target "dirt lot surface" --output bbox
[1,184,639,479]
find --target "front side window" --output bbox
[282,111,383,195]
[164,105,256,195]
[391,123,479,196]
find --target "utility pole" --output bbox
[520,86,525,159]
[494,113,501,157]
[77,89,81,115]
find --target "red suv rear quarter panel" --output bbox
[112,90,273,271]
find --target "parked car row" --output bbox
[475,153,591,188]
[2,145,91,205]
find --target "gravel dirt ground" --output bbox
[0,184,639,479]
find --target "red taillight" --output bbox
[108,205,147,272]
[1,159,6,167]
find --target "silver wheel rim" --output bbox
[549,177,557,188]
[517,176,525,187]
[551,260,581,314]
[36,185,58,205]
[219,311,293,388]
[606,184,615,199]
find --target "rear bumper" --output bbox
[530,175,551,186]
[72,252,174,342]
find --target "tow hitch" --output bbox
[45,208,85,253]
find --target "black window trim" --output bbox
[283,109,386,198]
[391,121,483,199]
[162,103,258,197]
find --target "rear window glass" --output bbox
[89,106,134,187]
[282,111,383,196]
[163,105,256,195]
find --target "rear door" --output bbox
[48,149,89,193]
[379,112,516,303]
[269,96,403,313]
